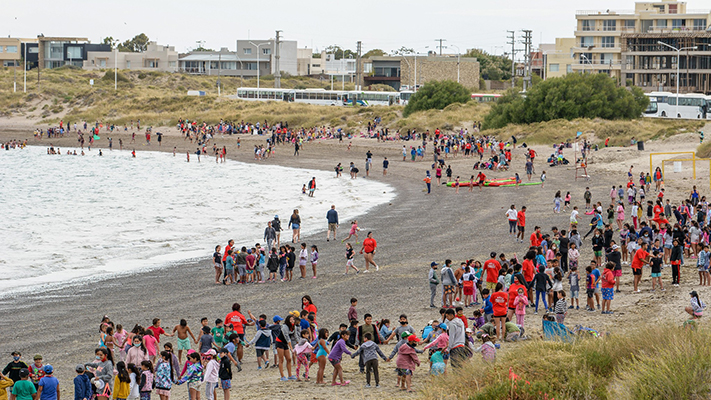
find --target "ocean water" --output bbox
[0,146,395,296]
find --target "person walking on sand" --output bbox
[360,232,379,273]
[308,177,316,197]
[288,210,301,243]
[326,205,339,242]
[428,262,440,308]
[505,205,518,238]
[423,171,431,194]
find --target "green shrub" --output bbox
[403,80,470,117]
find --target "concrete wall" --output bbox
[399,56,479,89]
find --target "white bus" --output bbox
[234,88,400,107]
[644,92,709,119]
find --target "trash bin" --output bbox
[637,141,644,151]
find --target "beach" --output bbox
[2,122,711,399]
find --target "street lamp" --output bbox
[658,41,697,118]
[249,41,270,89]
[450,44,461,83]
[580,54,592,73]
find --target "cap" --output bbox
[247,249,252,254]
[400,331,411,339]
[19,369,29,378]
[407,335,421,342]
[612,244,620,250]
[438,323,448,330]
[289,310,300,318]
[430,262,439,267]
[274,215,279,218]
[273,315,284,323]
[466,328,473,333]
[75,365,85,373]
[690,291,699,297]
[33,354,43,360]
[43,365,53,374]
[205,349,217,356]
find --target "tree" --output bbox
[363,49,386,58]
[483,73,649,129]
[117,33,150,53]
[394,46,415,55]
[403,80,470,117]
[324,45,356,60]
[102,37,117,49]
[466,49,512,81]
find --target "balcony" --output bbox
[576,9,634,16]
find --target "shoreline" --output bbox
[3,124,711,399]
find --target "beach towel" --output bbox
[542,319,573,342]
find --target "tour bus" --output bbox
[399,90,415,105]
[471,93,502,103]
[644,91,709,119]
[343,91,400,106]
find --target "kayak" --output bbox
[445,177,516,187]
[499,181,543,187]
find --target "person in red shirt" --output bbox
[516,206,527,243]
[225,303,255,365]
[490,283,509,341]
[630,242,651,292]
[302,295,318,320]
[530,226,542,247]
[360,231,379,272]
[507,277,527,321]
[483,253,501,292]
[476,172,486,192]
[601,262,616,314]
[146,318,173,344]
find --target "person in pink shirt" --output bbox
[423,324,448,370]
[143,330,158,363]
[395,335,420,392]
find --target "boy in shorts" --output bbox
[568,266,580,310]
[651,250,665,291]
[585,266,595,311]
[172,319,197,364]
[218,348,232,400]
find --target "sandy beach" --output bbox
[2,120,711,399]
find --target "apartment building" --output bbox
[545,38,577,78]
[83,42,178,72]
[573,0,710,88]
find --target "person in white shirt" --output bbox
[505,205,518,237]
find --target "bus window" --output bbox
[644,102,658,114]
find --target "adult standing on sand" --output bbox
[264,222,276,252]
[272,215,282,246]
[288,210,301,243]
[326,205,339,242]
[360,231,379,273]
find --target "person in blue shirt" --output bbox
[37,365,58,400]
[590,261,602,310]
[73,366,91,400]
[481,289,494,322]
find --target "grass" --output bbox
[419,325,711,400]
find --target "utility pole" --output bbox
[435,38,447,56]
[507,30,516,88]
[522,29,533,92]
[356,41,362,90]
[274,30,282,88]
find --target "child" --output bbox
[138,361,154,400]
[475,334,496,362]
[469,310,485,329]
[29,355,44,387]
[266,248,279,282]
[585,266,595,312]
[351,332,387,388]
[342,221,360,244]
[314,329,330,385]
[310,245,318,279]
[698,244,710,287]
[395,335,420,392]
[4,352,28,383]
[197,327,213,354]
[202,350,219,400]
[172,320,197,364]
[540,170,546,187]
[113,362,131,400]
[37,365,58,400]
[217,349,231,400]
[554,291,568,324]
[347,298,358,322]
[224,250,235,285]
[127,364,140,400]
[513,288,529,327]
[211,320,225,350]
[245,320,272,370]
[175,353,203,400]
[649,250,664,291]
[429,350,446,376]
[686,290,706,319]
[344,243,360,274]
[11,369,35,400]
[154,353,173,400]
[294,331,313,382]
[73,366,92,400]
[328,331,351,386]
[568,266,580,310]
[481,289,493,322]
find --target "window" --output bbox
[567,64,573,73]
[549,63,560,72]
[580,36,594,47]
[580,53,592,64]
[99,59,107,67]
[262,48,271,55]
[694,19,707,30]
[169,61,177,68]
[625,20,636,29]
[602,37,615,48]
[603,20,616,31]
[600,53,614,64]
[0,47,3,53]
[246,62,258,70]
[672,19,684,29]
[29,47,38,54]
[581,20,593,31]
[6,46,17,53]
[126,60,131,69]
[657,19,668,28]
[243,48,251,55]
[66,46,82,59]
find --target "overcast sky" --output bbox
[4,0,709,58]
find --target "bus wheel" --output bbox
[677,114,681,118]
[661,111,667,117]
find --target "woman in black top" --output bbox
[289,209,301,243]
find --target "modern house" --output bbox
[364,55,480,91]
[83,42,179,71]
[179,39,298,78]
[36,37,111,69]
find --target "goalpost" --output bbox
[651,152,711,191]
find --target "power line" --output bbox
[435,38,447,56]
[275,30,282,88]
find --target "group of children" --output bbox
[214,241,320,284]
